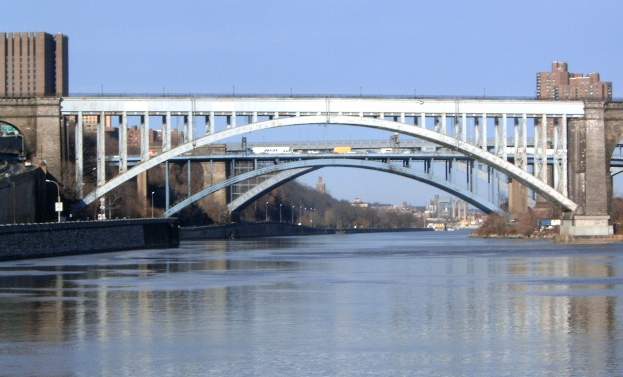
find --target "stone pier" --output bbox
[561,101,613,240]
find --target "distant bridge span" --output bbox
[164,158,502,217]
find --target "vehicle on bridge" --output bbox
[333,146,353,154]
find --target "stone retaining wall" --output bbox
[0,218,179,261]
[181,222,333,240]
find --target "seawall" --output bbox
[181,222,431,240]
[0,218,180,261]
[182,222,334,240]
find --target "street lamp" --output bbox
[45,179,62,223]
[151,191,155,218]
[291,204,295,224]
[265,202,270,222]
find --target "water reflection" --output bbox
[0,233,622,376]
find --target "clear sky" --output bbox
[5,0,622,205]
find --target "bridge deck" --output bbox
[61,96,585,116]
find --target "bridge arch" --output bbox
[80,115,577,212]
[227,168,315,214]
[164,158,503,217]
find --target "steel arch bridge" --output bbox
[164,158,502,217]
[61,96,581,214]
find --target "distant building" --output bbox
[0,32,68,97]
[426,195,452,218]
[316,176,326,194]
[425,195,470,221]
[537,61,612,100]
[351,197,368,208]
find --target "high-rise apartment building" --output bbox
[316,176,326,194]
[0,32,68,97]
[537,61,612,100]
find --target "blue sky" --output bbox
[6,0,622,204]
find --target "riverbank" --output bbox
[0,218,179,261]
[472,230,623,244]
[338,227,432,234]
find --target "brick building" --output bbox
[0,32,68,97]
[537,61,612,100]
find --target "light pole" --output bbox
[151,191,155,218]
[279,203,283,223]
[291,205,294,224]
[265,202,269,222]
[45,179,62,223]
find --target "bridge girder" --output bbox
[164,159,503,217]
[77,115,577,212]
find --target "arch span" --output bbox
[227,168,315,214]
[79,115,577,212]
[164,158,503,217]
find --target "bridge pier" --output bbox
[561,101,613,240]
[508,179,528,216]
[137,172,148,217]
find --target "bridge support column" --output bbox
[119,112,127,173]
[185,112,193,142]
[97,112,106,187]
[460,113,467,141]
[561,101,612,240]
[137,113,150,217]
[75,112,83,197]
[137,172,148,217]
[208,112,215,134]
[509,115,529,217]
[163,112,171,151]
[508,179,528,216]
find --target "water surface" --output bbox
[1,231,622,376]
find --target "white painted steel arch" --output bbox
[227,168,314,214]
[164,159,503,217]
[79,115,578,212]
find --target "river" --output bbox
[0,231,622,376]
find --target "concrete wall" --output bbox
[0,218,179,261]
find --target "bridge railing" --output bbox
[66,92,542,101]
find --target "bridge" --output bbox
[105,139,582,217]
[104,139,623,220]
[2,95,623,239]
